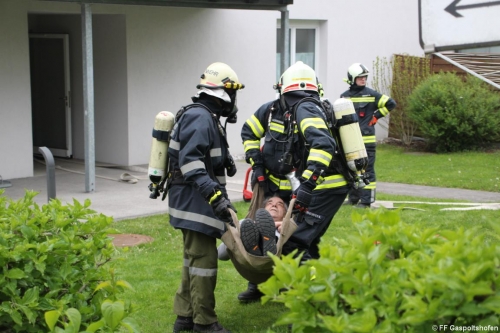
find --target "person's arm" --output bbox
[292,100,337,212]
[241,102,272,167]
[296,101,336,177]
[371,89,397,123]
[241,101,273,185]
[177,110,217,198]
[177,109,232,220]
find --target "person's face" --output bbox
[265,197,286,221]
[355,76,367,86]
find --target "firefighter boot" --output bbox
[237,282,263,302]
[193,321,231,332]
[173,316,194,333]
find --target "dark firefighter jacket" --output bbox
[168,96,230,239]
[340,86,396,146]
[241,92,347,192]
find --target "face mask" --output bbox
[221,90,237,118]
[226,104,238,124]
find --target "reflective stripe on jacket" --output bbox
[241,95,348,191]
[340,86,396,146]
[168,99,229,239]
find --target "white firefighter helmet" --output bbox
[279,61,318,94]
[197,62,244,90]
[347,63,369,85]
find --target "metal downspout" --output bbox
[82,3,96,192]
[280,8,290,76]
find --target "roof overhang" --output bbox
[37,0,293,11]
[433,52,500,90]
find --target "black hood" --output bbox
[191,93,223,116]
[349,84,365,92]
[283,90,320,108]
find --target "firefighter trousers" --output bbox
[173,229,218,325]
[282,186,348,260]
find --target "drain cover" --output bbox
[108,234,154,247]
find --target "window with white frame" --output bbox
[276,21,319,82]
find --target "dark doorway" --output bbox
[29,34,72,158]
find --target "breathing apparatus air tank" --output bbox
[148,111,175,198]
[332,98,369,188]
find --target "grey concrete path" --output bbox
[2,158,499,221]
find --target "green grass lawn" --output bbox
[376,144,500,192]
[110,143,500,332]
[112,199,499,332]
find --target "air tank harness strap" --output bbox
[335,113,359,127]
[152,128,170,142]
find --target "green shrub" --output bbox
[407,72,500,153]
[0,190,119,332]
[261,209,500,333]
[45,268,139,333]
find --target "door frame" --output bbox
[29,33,72,158]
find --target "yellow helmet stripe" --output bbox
[223,82,245,90]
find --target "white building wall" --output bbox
[0,0,33,180]
[121,6,278,165]
[284,0,423,95]
[283,0,424,140]
[0,0,423,180]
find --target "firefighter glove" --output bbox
[368,116,378,126]
[224,154,237,177]
[253,166,270,195]
[293,169,324,213]
[208,190,232,222]
[293,182,314,213]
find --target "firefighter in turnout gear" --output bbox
[169,62,243,333]
[239,61,349,302]
[341,63,396,208]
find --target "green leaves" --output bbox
[408,72,500,153]
[0,191,122,332]
[261,208,500,332]
[101,300,125,329]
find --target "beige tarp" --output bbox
[221,184,297,284]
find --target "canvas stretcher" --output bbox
[221,184,297,284]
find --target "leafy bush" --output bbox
[0,190,122,332]
[261,209,500,333]
[45,269,139,333]
[407,72,500,152]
